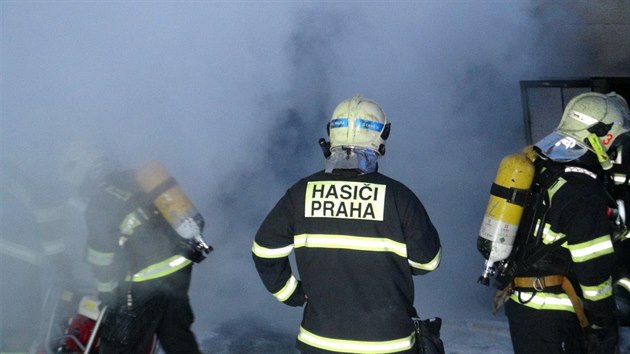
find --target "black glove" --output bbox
[177,238,212,263]
[583,322,619,354]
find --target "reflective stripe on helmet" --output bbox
[297,326,415,353]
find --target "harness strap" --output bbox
[513,275,589,328]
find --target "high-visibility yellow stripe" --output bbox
[294,234,407,257]
[567,235,614,263]
[41,238,66,256]
[617,278,630,292]
[510,291,575,312]
[252,241,294,259]
[409,248,441,271]
[119,211,142,236]
[127,256,191,282]
[273,274,298,302]
[0,239,41,265]
[580,277,613,301]
[96,279,119,292]
[298,326,415,353]
[539,223,566,245]
[86,247,115,266]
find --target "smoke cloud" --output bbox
[2,1,628,352]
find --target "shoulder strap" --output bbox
[513,160,568,271]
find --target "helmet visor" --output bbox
[534,131,589,162]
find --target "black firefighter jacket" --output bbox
[252,169,442,353]
[85,169,193,297]
[509,163,617,332]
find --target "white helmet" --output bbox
[535,92,630,168]
[58,141,117,195]
[328,95,390,155]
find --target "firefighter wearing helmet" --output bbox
[495,92,630,354]
[252,95,442,353]
[59,141,207,354]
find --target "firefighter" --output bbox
[0,160,73,353]
[59,143,206,354]
[252,95,442,353]
[502,92,630,354]
[608,142,630,327]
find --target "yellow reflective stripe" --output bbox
[617,278,630,292]
[540,224,566,245]
[409,248,441,271]
[0,239,41,265]
[86,248,115,266]
[510,291,575,312]
[294,234,407,257]
[581,277,613,301]
[298,326,415,353]
[33,205,64,224]
[119,211,142,236]
[273,274,298,302]
[128,256,192,282]
[96,279,118,292]
[547,177,567,200]
[41,238,66,255]
[252,241,294,259]
[567,235,614,263]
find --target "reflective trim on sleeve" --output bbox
[252,241,294,259]
[510,291,575,312]
[119,211,142,236]
[567,235,614,263]
[41,238,66,256]
[539,224,566,245]
[580,277,613,301]
[33,205,64,224]
[0,239,41,265]
[408,248,441,271]
[297,326,415,353]
[293,234,407,257]
[96,279,119,293]
[617,278,630,293]
[127,255,192,282]
[273,274,298,302]
[86,247,115,266]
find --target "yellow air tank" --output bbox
[477,147,535,285]
[135,160,204,241]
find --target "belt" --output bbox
[513,275,589,329]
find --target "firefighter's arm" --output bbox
[402,190,441,275]
[564,199,618,350]
[85,207,124,305]
[252,193,306,307]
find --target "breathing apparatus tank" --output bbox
[135,160,212,263]
[477,147,535,285]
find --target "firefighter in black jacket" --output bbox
[252,95,442,353]
[59,144,209,354]
[503,92,630,354]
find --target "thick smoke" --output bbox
[1,1,629,353]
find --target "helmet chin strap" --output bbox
[587,133,613,170]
